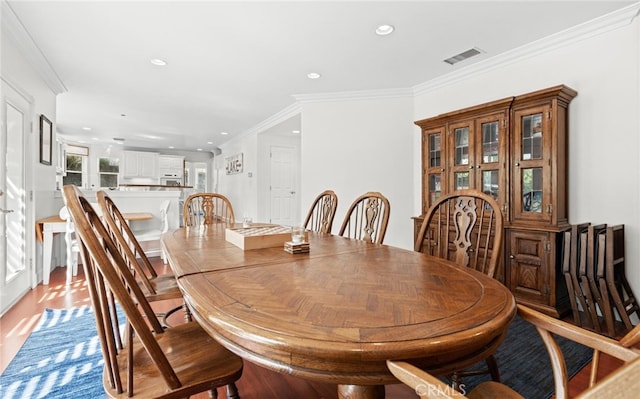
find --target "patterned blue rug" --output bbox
[0,306,120,399]
[1,308,593,399]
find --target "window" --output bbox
[62,145,89,188]
[186,161,208,192]
[98,157,120,188]
[62,154,86,187]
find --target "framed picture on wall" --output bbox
[225,153,243,175]
[39,114,52,165]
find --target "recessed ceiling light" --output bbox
[307,72,321,79]
[207,141,213,145]
[82,127,92,131]
[150,58,167,66]
[292,130,300,134]
[196,148,203,151]
[220,131,229,135]
[375,24,395,36]
[168,146,175,149]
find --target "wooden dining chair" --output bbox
[338,191,390,244]
[388,304,640,399]
[63,185,243,399]
[303,190,338,234]
[599,225,640,334]
[183,192,235,227]
[562,223,591,328]
[129,199,171,263]
[58,205,80,285]
[97,191,190,325]
[415,189,504,384]
[387,360,522,399]
[415,189,503,278]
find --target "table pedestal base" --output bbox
[338,384,385,399]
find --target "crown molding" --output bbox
[413,2,640,96]
[1,1,67,95]
[293,87,413,103]
[1,75,35,104]
[221,102,302,146]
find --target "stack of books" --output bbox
[284,241,310,254]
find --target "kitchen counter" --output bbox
[119,184,194,189]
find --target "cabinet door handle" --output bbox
[469,165,474,169]
[515,162,520,167]
[509,255,515,259]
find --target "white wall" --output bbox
[2,27,60,283]
[300,95,415,249]
[217,134,259,221]
[413,9,640,294]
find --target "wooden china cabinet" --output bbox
[414,85,577,317]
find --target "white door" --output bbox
[269,146,298,226]
[1,81,30,314]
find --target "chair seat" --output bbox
[106,320,243,399]
[142,274,182,302]
[132,228,162,242]
[467,381,523,399]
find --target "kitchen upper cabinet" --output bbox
[158,155,184,177]
[122,151,159,178]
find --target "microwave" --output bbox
[161,176,182,186]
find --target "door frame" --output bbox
[1,77,34,315]
[267,145,300,225]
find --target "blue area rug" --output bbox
[461,314,594,398]
[0,306,120,399]
[1,307,593,399]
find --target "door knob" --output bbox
[1,209,15,213]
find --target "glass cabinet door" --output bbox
[422,128,446,213]
[448,121,474,192]
[474,112,507,208]
[512,105,551,223]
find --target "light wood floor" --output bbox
[0,260,622,398]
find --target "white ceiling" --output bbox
[5,1,634,152]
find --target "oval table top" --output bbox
[162,225,516,399]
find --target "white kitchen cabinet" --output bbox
[122,151,159,178]
[159,155,184,170]
[158,155,184,177]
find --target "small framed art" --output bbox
[39,114,53,165]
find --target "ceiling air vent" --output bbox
[444,47,483,65]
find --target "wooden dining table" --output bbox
[162,225,516,399]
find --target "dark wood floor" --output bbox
[0,259,623,398]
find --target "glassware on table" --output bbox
[291,226,305,244]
